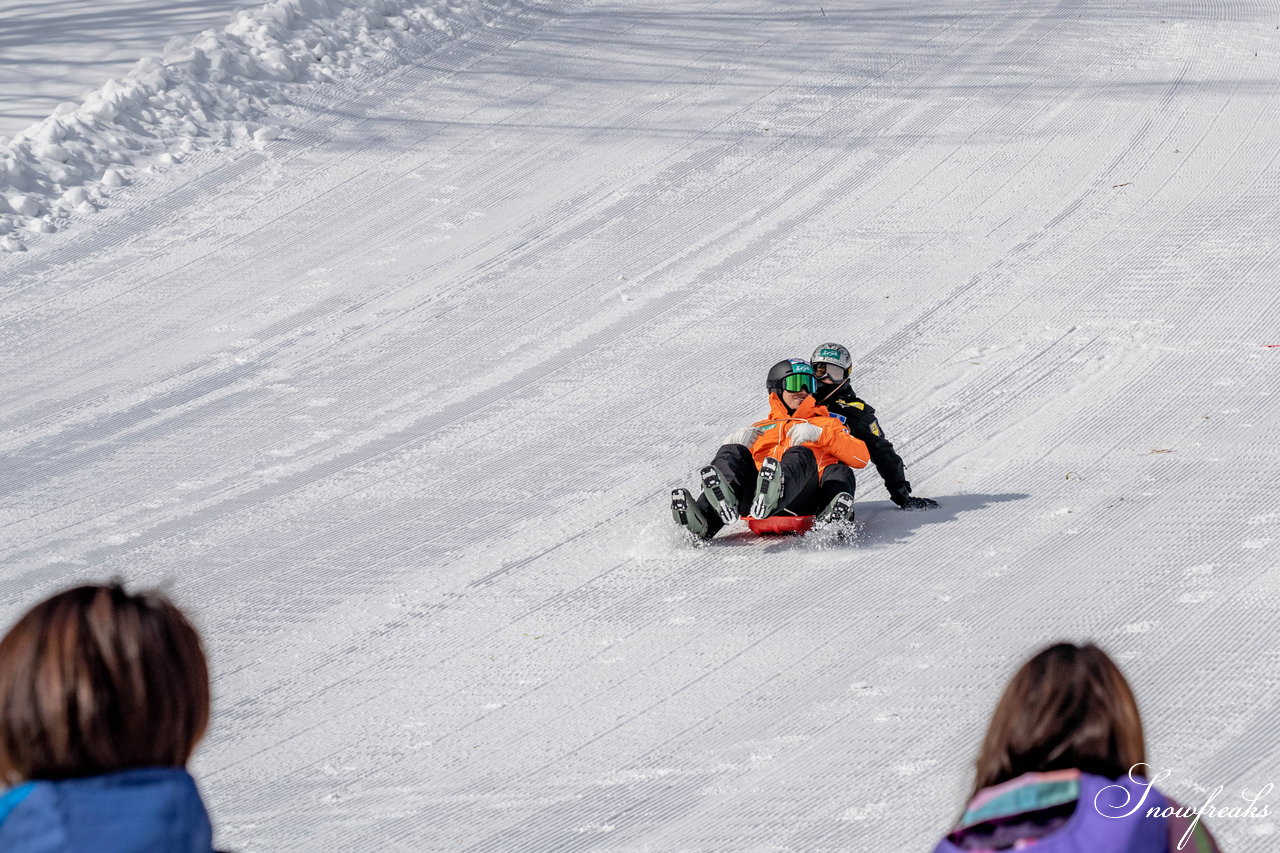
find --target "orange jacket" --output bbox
[750,394,871,472]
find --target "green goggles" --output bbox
[783,373,816,393]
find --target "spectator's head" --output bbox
[0,582,209,786]
[971,642,1145,796]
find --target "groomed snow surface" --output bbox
[2,0,1279,850]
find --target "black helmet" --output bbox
[766,359,818,395]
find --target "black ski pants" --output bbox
[696,444,857,536]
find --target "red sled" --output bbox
[745,515,815,536]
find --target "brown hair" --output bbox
[970,642,1146,797]
[0,582,210,784]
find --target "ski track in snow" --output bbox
[3,0,1280,850]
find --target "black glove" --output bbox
[893,494,939,510]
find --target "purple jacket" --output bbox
[933,770,1221,853]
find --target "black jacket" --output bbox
[814,381,911,501]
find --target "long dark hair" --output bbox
[970,642,1146,797]
[0,582,210,784]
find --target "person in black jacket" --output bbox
[810,342,939,510]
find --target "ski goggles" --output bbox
[783,373,817,393]
[813,362,847,382]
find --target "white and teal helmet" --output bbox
[811,342,852,382]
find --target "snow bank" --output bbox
[0,0,505,253]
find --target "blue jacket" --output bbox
[0,767,217,853]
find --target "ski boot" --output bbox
[815,491,855,526]
[700,465,739,523]
[671,488,713,540]
[750,457,784,519]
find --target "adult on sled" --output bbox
[810,342,939,511]
[672,359,871,541]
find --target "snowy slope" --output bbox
[0,0,248,138]
[0,0,506,250]
[2,0,1280,850]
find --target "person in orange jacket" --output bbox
[672,359,871,540]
